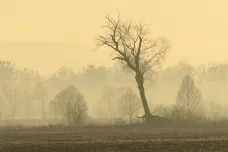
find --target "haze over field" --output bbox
[1,0,228,75]
[2,1,228,152]
[0,0,228,126]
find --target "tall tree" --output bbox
[176,75,203,120]
[95,13,171,122]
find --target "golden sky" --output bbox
[0,0,228,75]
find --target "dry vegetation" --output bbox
[1,124,228,152]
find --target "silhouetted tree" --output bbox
[50,85,88,126]
[176,75,204,120]
[95,13,171,122]
[118,87,142,124]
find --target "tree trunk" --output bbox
[135,74,151,123]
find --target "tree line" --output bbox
[0,60,227,125]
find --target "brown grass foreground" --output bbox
[0,124,228,152]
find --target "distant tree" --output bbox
[161,61,195,83]
[206,63,228,102]
[55,67,76,82]
[46,67,77,100]
[95,13,171,122]
[50,85,88,126]
[112,65,135,84]
[98,86,117,124]
[0,60,15,86]
[118,87,142,124]
[0,61,16,119]
[0,90,6,120]
[18,68,40,81]
[80,65,108,84]
[2,84,18,120]
[207,62,228,82]
[33,81,47,120]
[194,64,209,93]
[24,90,33,120]
[176,75,204,120]
[17,68,40,119]
[51,67,76,88]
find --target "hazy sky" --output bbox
[0,0,228,75]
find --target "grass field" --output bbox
[1,125,228,152]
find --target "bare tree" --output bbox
[95,13,171,122]
[0,61,15,120]
[33,82,47,120]
[18,68,39,120]
[176,75,204,120]
[98,86,117,124]
[50,85,88,126]
[118,87,142,124]
[3,84,18,120]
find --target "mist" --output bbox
[0,60,228,125]
[2,1,228,151]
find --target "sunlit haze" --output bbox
[1,0,228,75]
